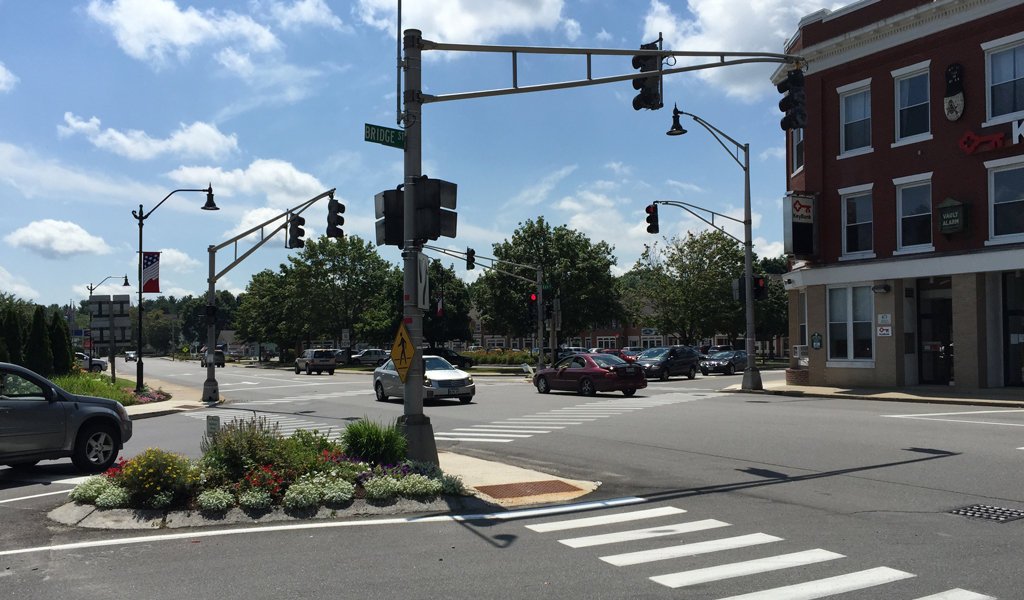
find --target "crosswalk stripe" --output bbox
[474,425,555,431]
[650,549,844,589]
[456,428,548,434]
[601,533,783,566]
[527,506,685,532]
[491,422,567,428]
[910,590,995,600]
[559,519,730,548]
[434,437,512,443]
[439,431,533,438]
[714,566,915,600]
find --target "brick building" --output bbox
[777,0,1024,389]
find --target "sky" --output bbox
[0,0,844,307]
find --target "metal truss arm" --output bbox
[655,200,744,245]
[422,244,538,285]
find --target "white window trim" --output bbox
[839,80,872,157]
[986,154,1024,245]
[890,60,931,79]
[838,252,876,261]
[826,283,875,363]
[791,165,805,178]
[838,183,874,196]
[982,33,1024,127]
[891,134,933,148]
[791,128,804,175]
[892,62,931,144]
[841,187,874,259]
[895,175,934,252]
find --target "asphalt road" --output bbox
[2,358,1022,599]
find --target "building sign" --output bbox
[958,120,1023,154]
[810,332,822,350]
[877,314,891,325]
[877,326,892,337]
[784,192,818,259]
[937,198,967,235]
[641,328,659,336]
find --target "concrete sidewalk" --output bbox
[724,378,1024,407]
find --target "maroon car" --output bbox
[601,348,637,363]
[533,353,647,397]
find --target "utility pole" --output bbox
[536,267,545,369]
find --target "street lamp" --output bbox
[667,104,762,390]
[87,275,130,384]
[132,186,216,393]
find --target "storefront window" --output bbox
[828,285,874,360]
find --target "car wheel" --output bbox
[701,369,709,376]
[687,365,697,380]
[622,388,636,397]
[536,376,550,394]
[294,364,300,374]
[374,381,388,402]
[459,396,472,404]
[579,378,596,397]
[725,364,735,376]
[659,369,669,381]
[90,364,102,373]
[71,423,118,472]
[306,364,312,375]
[328,370,335,375]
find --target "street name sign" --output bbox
[390,323,413,383]
[365,123,405,149]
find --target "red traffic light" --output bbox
[530,293,537,301]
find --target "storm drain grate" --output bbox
[475,480,582,499]
[950,504,1024,523]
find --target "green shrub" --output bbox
[238,489,273,510]
[440,474,467,496]
[52,372,136,405]
[237,465,292,501]
[118,448,192,506]
[398,474,443,497]
[341,418,407,466]
[146,491,174,509]
[197,488,234,512]
[363,475,401,500]
[280,429,338,475]
[94,485,130,509]
[321,478,355,504]
[68,475,112,504]
[403,460,443,479]
[200,416,284,483]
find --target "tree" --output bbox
[234,270,289,350]
[49,311,74,375]
[25,306,54,376]
[144,309,174,354]
[352,266,404,348]
[3,307,24,366]
[423,260,474,346]
[755,255,790,354]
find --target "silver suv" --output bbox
[295,349,337,375]
[0,362,132,472]
[351,349,389,366]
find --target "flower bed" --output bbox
[52,371,171,406]
[68,416,466,513]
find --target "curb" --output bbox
[728,387,1024,408]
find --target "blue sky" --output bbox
[0,0,841,307]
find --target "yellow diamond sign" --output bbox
[390,323,414,383]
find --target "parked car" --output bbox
[467,345,484,352]
[124,351,137,362]
[373,356,476,404]
[635,345,700,381]
[532,347,568,362]
[295,349,336,375]
[350,348,389,366]
[601,348,638,363]
[564,347,588,355]
[701,350,749,376]
[332,348,354,365]
[422,347,474,369]
[533,353,647,397]
[699,344,733,358]
[623,347,646,354]
[0,362,132,472]
[75,352,107,373]
[200,350,225,368]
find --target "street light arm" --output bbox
[675,109,747,171]
[142,187,212,220]
[87,275,127,295]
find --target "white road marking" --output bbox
[910,590,995,600]
[434,437,513,443]
[219,381,260,386]
[559,519,730,548]
[882,408,1024,427]
[0,496,646,557]
[475,425,558,431]
[0,490,72,504]
[650,549,844,589]
[882,416,1024,427]
[438,431,533,438]
[490,422,568,428]
[455,428,547,434]
[714,567,914,600]
[527,506,685,532]
[601,533,783,566]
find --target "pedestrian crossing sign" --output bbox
[390,323,413,383]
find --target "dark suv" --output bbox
[422,347,474,369]
[635,345,700,380]
[201,350,225,368]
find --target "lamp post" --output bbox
[132,186,217,393]
[667,105,762,390]
[87,275,130,383]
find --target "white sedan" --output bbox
[373,357,476,404]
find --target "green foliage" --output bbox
[197,488,235,512]
[25,306,53,376]
[363,475,401,500]
[238,488,273,510]
[49,312,74,375]
[200,416,284,483]
[3,305,25,366]
[281,479,321,509]
[52,373,136,405]
[321,478,355,504]
[397,474,443,497]
[118,448,193,505]
[423,261,475,345]
[94,485,130,509]
[440,474,467,496]
[68,476,113,503]
[280,429,338,474]
[341,418,407,465]
[466,350,535,365]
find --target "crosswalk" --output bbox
[522,504,995,599]
[182,408,343,440]
[434,391,716,443]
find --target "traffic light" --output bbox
[632,41,662,111]
[374,188,404,248]
[544,300,553,320]
[732,277,745,303]
[645,203,659,234]
[416,177,458,240]
[529,293,538,323]
[778,68,807,131]
[466,247,476,270]
[287,214,306,249]
[326,198,345,238]
[753,275,768,301]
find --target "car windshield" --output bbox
[591,354,626,367]
[710,351,735,359]
[640,348,669,359]
[424,357,455,371]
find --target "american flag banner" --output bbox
[142,252,161,293]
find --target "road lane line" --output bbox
[0,490,72,504]
[910,590,994,600]
[527,506,685,532]
[472,425,554,431]
[455,428,547,434]
[601,533,783,566]
[650,549,844,589]
[489,423,566,429]
[434,437,513,442]
[714,567,914,600]
[884,409,1024,417]
[881,416,1024,427]
[439,431,533,438]
[559,519,730,548]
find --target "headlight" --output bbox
[650,364,661,370]
[467,375,473,384]
[116,402,129,420]
[423,377,433,387]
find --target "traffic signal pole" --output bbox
[401,29,438,465]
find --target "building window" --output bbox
[792,128,804,173]
[988,40,1024,121]
[893,62,930,142]
[841,187,873,256]
[894,173,933,251]
[839,79,871,155]
[827,285,873,360]
[987,158,1024,242]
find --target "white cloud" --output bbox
[754,237,784,258]
[157,248,201,273]
[506,165,577,207]
[666,179,704,193]
[167,158,325,208]
[270,0,343,31]
[644,0,843,101]
[0,61,19,93]
[4,220,113,259]
[563,18,581,42]
[357,0,564,44]
[0,142,164,202]
[87,0,279,68]
[759,146,786,161]
[0,266,39,300]
[595,28,612,42]
[222,207,287,244]
[213,49,321,118]
[58,113,238,160]
[605,161,632,176]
